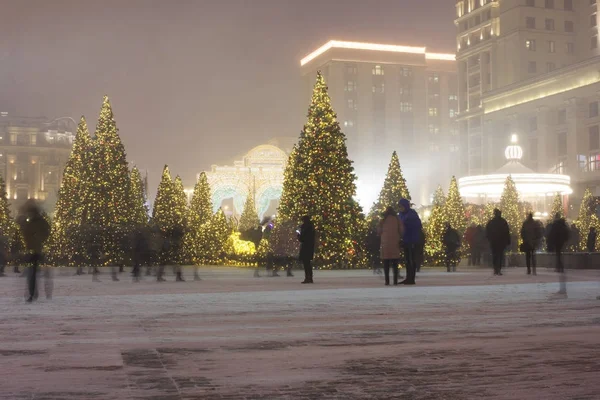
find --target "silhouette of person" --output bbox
[298,215,315,284]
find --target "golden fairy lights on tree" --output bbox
[238,191,260,233]
[277,71,365,268]
[443,176,467,234]
[184,172,213,264]
[369,151,410,218]
[499,176,521,240]
[550,192,564,219]
[576,188,598,251]
[130,167,149,226]
[424,185,446,265]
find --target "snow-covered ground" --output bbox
[1,267,599,399]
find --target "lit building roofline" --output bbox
[300,40,455,66]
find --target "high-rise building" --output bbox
[0,113,74,213]
[456,0,600,198]
[300,41,457,206]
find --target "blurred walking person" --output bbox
[298,215,315,284]
[486,209,511,276]
[548,213,570,297]
[377,207,404,286]
[464,223,477,266]
[520,213,542,275]
[132,226,148,282]
[17,200,50,302]
[398,199,422,285]
[442,223,461,272]
[587,227,597,253]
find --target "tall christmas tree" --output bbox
[201,209,229,264]
[499,175,521,240]
[369,151,410,218]
[130,166,149,226]
[443,176,467,234]
[173,176,188,229]
[238,191,259,233]
[277,71,364,268]
[152,165,178,232]
[424,185,446,265]
[550,192,564,219]
[0,175,13,240]
[576,188,598,250]
[184,172,214,263]
[49,116,93,264]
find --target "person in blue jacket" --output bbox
[398,199,422,285]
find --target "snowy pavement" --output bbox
[0,267,599,399]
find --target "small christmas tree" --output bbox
[550,193,564,219]
[238,191,260,233]
[277,71,364,268]
[0,176,13,244]
[201,209,229,264]
[576,188,597,250]
[184,172,213,264]
[369,151,410,218]
[443,176,467,234]
[130,167,149,226]
[424,185,446,265]
[152,166,177,232]
[499,176,521,241]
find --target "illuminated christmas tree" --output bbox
[443,176,467,233]
[49,116,93,264]
[239,191,260,234]
[184,172,213,263]
[130,166,149,226]
[369,151,410,218]
[152,165,178,232]
[200,209,229,264]
[424,185,446,265]
[576,188,598,250]
[499,175,521,240]
[0,176,13,242]
[277,71,364,268]
[550,192,564,219]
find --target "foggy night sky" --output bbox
[0,0,455,197]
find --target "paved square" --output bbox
[1,267,599,399]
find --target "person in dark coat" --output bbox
[17,200,50,302]
[297,215,315,284]
[587,227,597,253]
[377,207,404,285]
[548,214,569,273]
[171,226,185,282]
[0,229,8,277]
[485,209,511,276]
[520,213,542,275]
[132,226,148,282]
[415,228,425,273]
[398,199,422,285]
[442,223,461,272]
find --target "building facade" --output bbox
[300,41,457,206]
[455,0,600,201]
[0,113,74,213]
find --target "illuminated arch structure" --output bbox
[204,142,291,220]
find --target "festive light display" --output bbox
[238,192,260,233]
[184,172,213,264]
[203,209,230,264]
[369,151,410,218]
[550,192,564,219]
[444,176,467,234]
[48,116,93,264]
[499,176,521,241]
[130,167,149,226]
[424,185,446,265]
[575,188,598,251]
[277,71,365,268]
[226,232,257,265]
[0,176,14,247]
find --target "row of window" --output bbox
[525,17,575,32]
[526,61,557,74]
[346,64,415,78]
[526,103,598,133]
[525,39,574,54]
[526,0,575,10]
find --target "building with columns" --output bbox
[300,40,457,207]
[0,113,74,213]
[455,0,600,201]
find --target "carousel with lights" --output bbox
[458,135,572,212]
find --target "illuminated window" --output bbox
[526,39,536,51]
[372,83,385,94]
[345,81,357,92]
[528,61,537,73]
[589,125,599,149]
[564,21,574,32]
[566,42,575,53]
[428,108,438,117]
[428,124,440,134]
[400,102,412,112]
[564,0,573,10]
[449,94,458,101]
[545,0,554,9]
[400,67,412,77]
[450,109,456,118]
[545,18,555,30]
[343,120,354,128]
[399,86,412,96]
[589,154,600,171]
[347,99,357,110]
[590,102,599,118]
[526,17,536,29]
[546,62,556,72]
[428,73,439,83]
[548,40,556,53]
[372,65,384,76]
